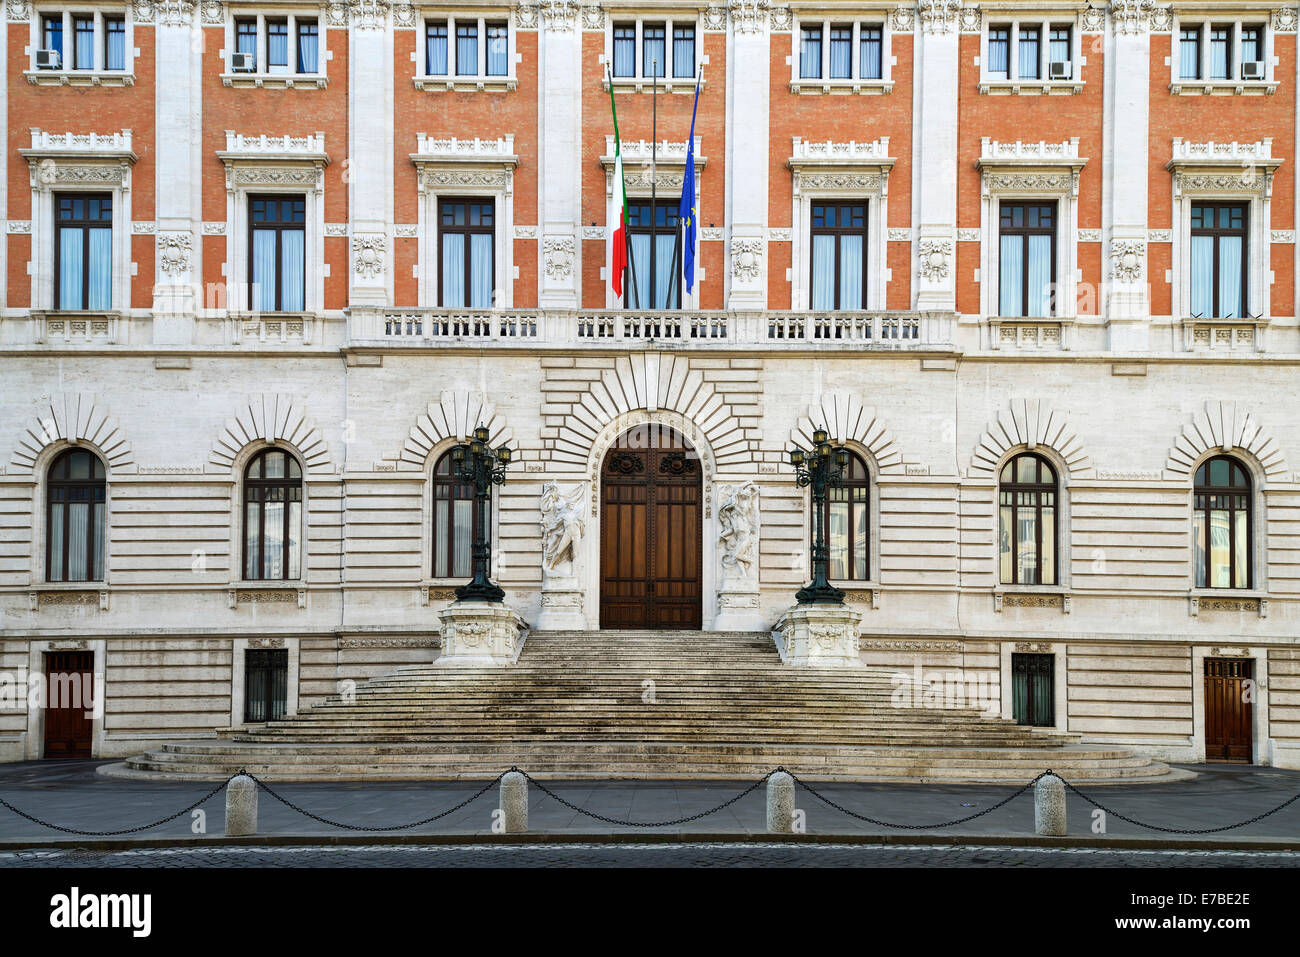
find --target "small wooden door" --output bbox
[1205,657,1253,763]
[600,434,702,629]
[43,651,94,759]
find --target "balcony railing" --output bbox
[349,308,956,349]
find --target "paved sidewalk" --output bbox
[0,760,1298,845]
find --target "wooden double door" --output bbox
[600,433,703,629]
[1205,657,1253,763]
[43,651,94,759]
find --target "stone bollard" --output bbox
[225,774,258,836]
[766,771,795,833]
[1034,774,1067,836]
[500,771,528,834]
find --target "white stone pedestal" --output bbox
[436,601,527,667]
[536,579,586,630]
[771,602,863,668]
[714,590,764,632]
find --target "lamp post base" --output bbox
[771,602,863,668]
[436,600,528,667]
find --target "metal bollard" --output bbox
[500,770,528,833]
[225,774,258,836]
[1034,774,1067,836]
[766,771,795,833]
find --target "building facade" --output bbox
[1,0,1299,769]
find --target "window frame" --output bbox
[1193,455,1254,590]
[814,451,872,583]
[1189,201,1248,319]
[809,201,869,311]
[790,15,893,92]
[430,449,484,580]
[241,448,304,582]
[45,448,107,584]
[606,16,701,90]
[417,15,515,89]
[998,452,1059,587]
[436,197,496,309]
[246,193,307,313]
[980,19,1084,92]
[53,192,113,312]
[623,199,682,310]
[224,11,327,86]
[997,200,1059,318]
[243,648,289,723]
[29,8,135,81]
[1169,18,1274,92]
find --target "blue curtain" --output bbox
[487,27,507,75]
[673,30,693,77]
[1019,32,1040,79]
[470,233,493,307]
[800,30,821,78]
[268,26,289,72]
[280,230,304,311]
[59,227,83,309]
[654,234,676,308]
[988,34,1008,76]
[644,34,665,77]
[1026,234,1051,316]
[298,27,318,73]
[860,31,882,79]
[811,234,835,309]
[87,227,112,310]
[1180,33,1199,78]
[442,234,465,306]
[457,27,478,75]
[829,34,851,78]
[44,18,62,57]
[427,28,448,74]
[629,234,651,307]
[1191,235,1214,316]
[613,34,634,76]
[839,234,863,308]
[74,24,92,70]
[1000,234,1022,315]
[106,24,125,70]
[252,229,277,311]
[1218,236,1243,317]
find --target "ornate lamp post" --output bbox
[449,425,513,603]
[789,427,851,604]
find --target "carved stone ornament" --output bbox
[349,0,389,30]
[200,0,224,24]
[1274,8,1299,32]
[580,3,603,29]
[1110,240,1144,282]
[769,5,793,31]
[731,239,763,282]
[1080,5,1106,32]
[544,238,576,281]
[730,0,769,34]
[1109,0,1155,36]
[918,0,962,34]
[352,234,386,279]
[540,481,588,574]
[514,4,539,29]
[703,6,728,30]
[717,482,759,579]
[7,0,30,20]
[539,0,580,31]
[890,6,916,32]
[325,2,349,27]
[157,232,193,278]
[918,239,952,282]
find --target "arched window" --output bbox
[999,453,1057,585]
[47,449,106,582]
[243,449,302,580]
[1194,455,1252,589]
[817,452,870,582]
[431,450,479,578]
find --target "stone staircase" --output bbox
[102,631,1194,783]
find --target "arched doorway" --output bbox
[600,426,703,629]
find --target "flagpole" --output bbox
[651,59,657,311]
[609,66,640,308]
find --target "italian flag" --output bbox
[607,78,629,299]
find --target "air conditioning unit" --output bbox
[1048,60,1071,80]
[35,49,60,70]
[1241,60,1264,80]
[230,52,256,73]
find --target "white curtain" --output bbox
[1190,234,1214,317]
[1209,509,1230,587]
[442,234,465,307]
[999,234,1022,315]
[829,35,851,78]
[470,233,493,307]
[244,501,259,579]
[280,229,304,311]
[487,27,508,76]
[264,500,284,578]
[1017,510,1039,584]
[1019,31,1040,79]
[1180,34,1199,78]
[1211,37,1229,79]
[452,499,472,577]
[1049,34,1069,65]
[800,30,821,78]
[59,227,83,309]
[839,234,863,309]
[252,230,276,311]
[1026,234,1051,316]
[106,25,125,70]
[268,26,288,73]
[49,505,65,581]
[860,32,882,78]
[629,233,652,307]
[672,30,694,77]
[87,227,112,310]
[613,35,634,76]
[287,500,301,579]
[434,499,449,576]
[298,27,318,73]
[75,25,93,70]
[811,234,835,309]
[457,28,478,75]
[427,29,448,74]
[654,234,676,308]
[988,34,1008,75]
[1218,236,1243,318]
[828,498,848,579]
[644,34,665,77]
[69,502,89,581]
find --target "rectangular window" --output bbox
[1180,27,1201,79]
[800,26,822,79]
[249,196,306,313]
[266,19,289,75]
[643,24,666,78]
[1240,26,1261,70]
[244,649,288,723]
[297,20,318,73]
[1048,26,1070,74]
[1012,654,1055,727]
[612,24,635,77]
[672,25,694,78]
[625,201,680,309]
[1210,25,1230,79]
[1018,26,1041,79]
[829,26,852,79]
[236,18,257,68]
[104,17,126,71]
[999,202,1056,317]
[860,26,883,79]
[486,23,508,76]
[1190,203,1247,319]
[988,27,1010,77]
[55,194,112,311]
[426,23,448,74]
[810,203,867,311]
[42,14,63,60]
[73,16,94,70]
[456,23,478,75]
[439,200,495,308]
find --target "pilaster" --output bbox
[347,0,395,306]
[538,0,582,307]
[724,1,771,308]
[913,0,961,310]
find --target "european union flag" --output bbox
[678,73,701,294]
